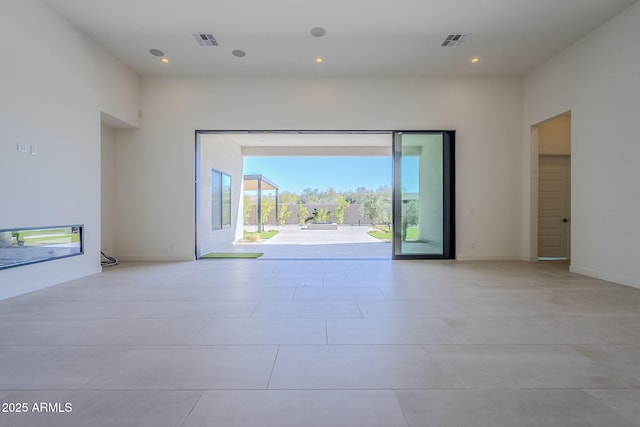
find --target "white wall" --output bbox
[538,113,571,156]
[197,134,244,256]
[114,76,524,261]
[101,125,115,255]
[523,1,640,287]
[0,0,140,299]
[2,0,636,297]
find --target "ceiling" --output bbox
[201,132,392,156]
[42,0,637,78]
[223,132,392,147]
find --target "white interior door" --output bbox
[538,155,571,259]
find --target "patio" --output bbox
[219,225,391,259]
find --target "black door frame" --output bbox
[195,129,455,260]
[392,130,456,260]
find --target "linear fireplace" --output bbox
[0,225,84,270]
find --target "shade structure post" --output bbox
[257,179,263,233]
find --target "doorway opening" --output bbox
[532,112,572,261]
[196,132,392,259]
[242,155,392,259]
[195,131,455,260]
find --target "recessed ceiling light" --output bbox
[315,57,324,64]
[149,49,165,57]
[471,57,480,64]
[161,57,169,64]
[311,27,326,37]
[232,49,246,58]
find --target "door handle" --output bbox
[563,218,569,223]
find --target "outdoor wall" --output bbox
[523,1,640,287]
[0,0,140,299]
[245,204,372,228]
[196,134,244,257]
[114,75,523,261]
[418,135,444,246]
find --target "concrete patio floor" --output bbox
[220,225,392,259]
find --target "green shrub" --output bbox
[244,232,260,242]
[278,204,292,225]
[298,201,309,225]
[314,208,332,222]
[335,196,350,224]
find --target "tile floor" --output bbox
[1,260,640,426]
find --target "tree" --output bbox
[297,201,309,225]
[360,186,392,225]
[243,195,253,225]
[278,203,292,225]
[363,195,385,225]
[377,185,393,226]
[300,188,321,204]
[278,191,299,204]
[326,187,339,204]
[335,196,351,224]
[402,199,419,241]
[261,197,275,225]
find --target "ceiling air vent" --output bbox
[193,33,218,47]
[441,34,468,47]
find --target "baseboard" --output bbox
[114,255,195,262]
[455,256,525,261]
[570,265,640,290]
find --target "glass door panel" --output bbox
[393,131,455,259]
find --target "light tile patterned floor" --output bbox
[1,260,640,426]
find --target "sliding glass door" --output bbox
[393,131,455,259]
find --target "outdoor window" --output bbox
[211,169,231,229]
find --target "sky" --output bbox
[243,157,393,194]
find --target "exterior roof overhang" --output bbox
[243,174,278,191]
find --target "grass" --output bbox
[201,252,263,259]
[405,226,419,241]
[22,235,81,245]
[368,225,392,240]
[368,225,420,241]
[243,230,279,241]
[13,228,81,246]
[368,230,392,239]
[17,228,69,238]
